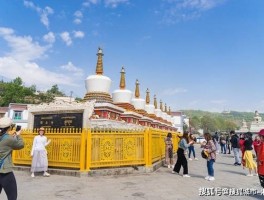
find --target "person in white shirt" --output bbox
[30,127,51,177]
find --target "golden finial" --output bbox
[165,103,167,113]
[169,106,171,115]
[146,88,150,104]
[154,95,157,109]
[135,79,140,98]
[120,66,126,89]
[160,100,163,111]
[96,47,104,75]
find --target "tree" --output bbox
[200,115,217,133]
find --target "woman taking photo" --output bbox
[172,131,194,177]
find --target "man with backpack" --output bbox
[230,130,241,166]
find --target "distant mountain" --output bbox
[180,110,263,124]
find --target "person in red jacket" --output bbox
[257,129,264,188]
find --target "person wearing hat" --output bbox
[0,117,24,200]
[30,127,51,178]
[257,129,264,188]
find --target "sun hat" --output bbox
[0,117,13,128]
[258,129,264,136]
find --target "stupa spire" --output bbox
[165,103,167,113]
[154,95,157,109]
[119,66,126,89]
[168,106,171,115]
[160,100,163,111]
[135,79,140,98]
[146,88,150,104]
[96,47,104,75]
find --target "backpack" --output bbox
[201,150,209,159]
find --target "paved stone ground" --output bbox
[1,145,263,200]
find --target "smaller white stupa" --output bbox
[250,110,264,133]
[145,88,155,115]
[112,67,132,104]
[131,80,146,111]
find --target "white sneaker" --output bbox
[208,177,215,181]
[205,176,210,180]
[246,174,253,177]
[194,158,198,160]
[43,172,50,177]
[188,158,192,161]
[183,174,191,178]
[168,165,171,168]
[31,173,35,178]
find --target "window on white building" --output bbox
[13,111,22,120]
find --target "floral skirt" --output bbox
[31,150,48,172]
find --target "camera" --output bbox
[15,125,21,132]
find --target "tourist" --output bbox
[0,117,24,200]
[30,127,51,178]
[213,132,220,154]
[219,134,226,154]
[253,135,261,157]
[226,134,231,154]
[239,133,246,168]
[188,134,198,160]
[164,132,174,168]
[230,130,241,166]
[172,131,194,177]
[257,129,264,188]
[201,132,217,181]
[243,132,257,176]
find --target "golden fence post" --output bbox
[80,129,86,171]
[86,128,92,171]
[144,128,152,167]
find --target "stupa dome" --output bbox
[112,67,132,103]
[131,79,146,110]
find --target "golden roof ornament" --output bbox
[135,79,140,98]
[119,66,126,89]
[160,100,163,111]
[154,95,157,109]
[146,88,150,104]
[96,47,104,75]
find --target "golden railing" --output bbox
[13,128,180,171]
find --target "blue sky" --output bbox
[0,0,264,112]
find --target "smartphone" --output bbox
[16,125,21,132]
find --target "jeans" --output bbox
[188,146,196,158]
[220,144,226,154]
[0,172,17,200]
[207,159,215,177]
[233,148,241,164]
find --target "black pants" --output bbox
[173,148,188,174]
[0,172,17,200]
[259,174,264,188]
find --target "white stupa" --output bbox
[250,110,264,133]
[112,67,132,103]
[131,80,146,111]
[84,47,112,103]
[154,98,162,118]
[145,88,155,115]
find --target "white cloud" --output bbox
[74,18,82,24]
[24,1,54,29]
[43,32,55,43]
[0,27,79,89]
[82,0,100,7]
[162,88,188,96]
[161,0,227,23]
[60,32,72,46]
[105,0,129,8]
[0,27,48,62]
[60,62,84,76]
[73,31,85,38]
[74,11,83,18]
